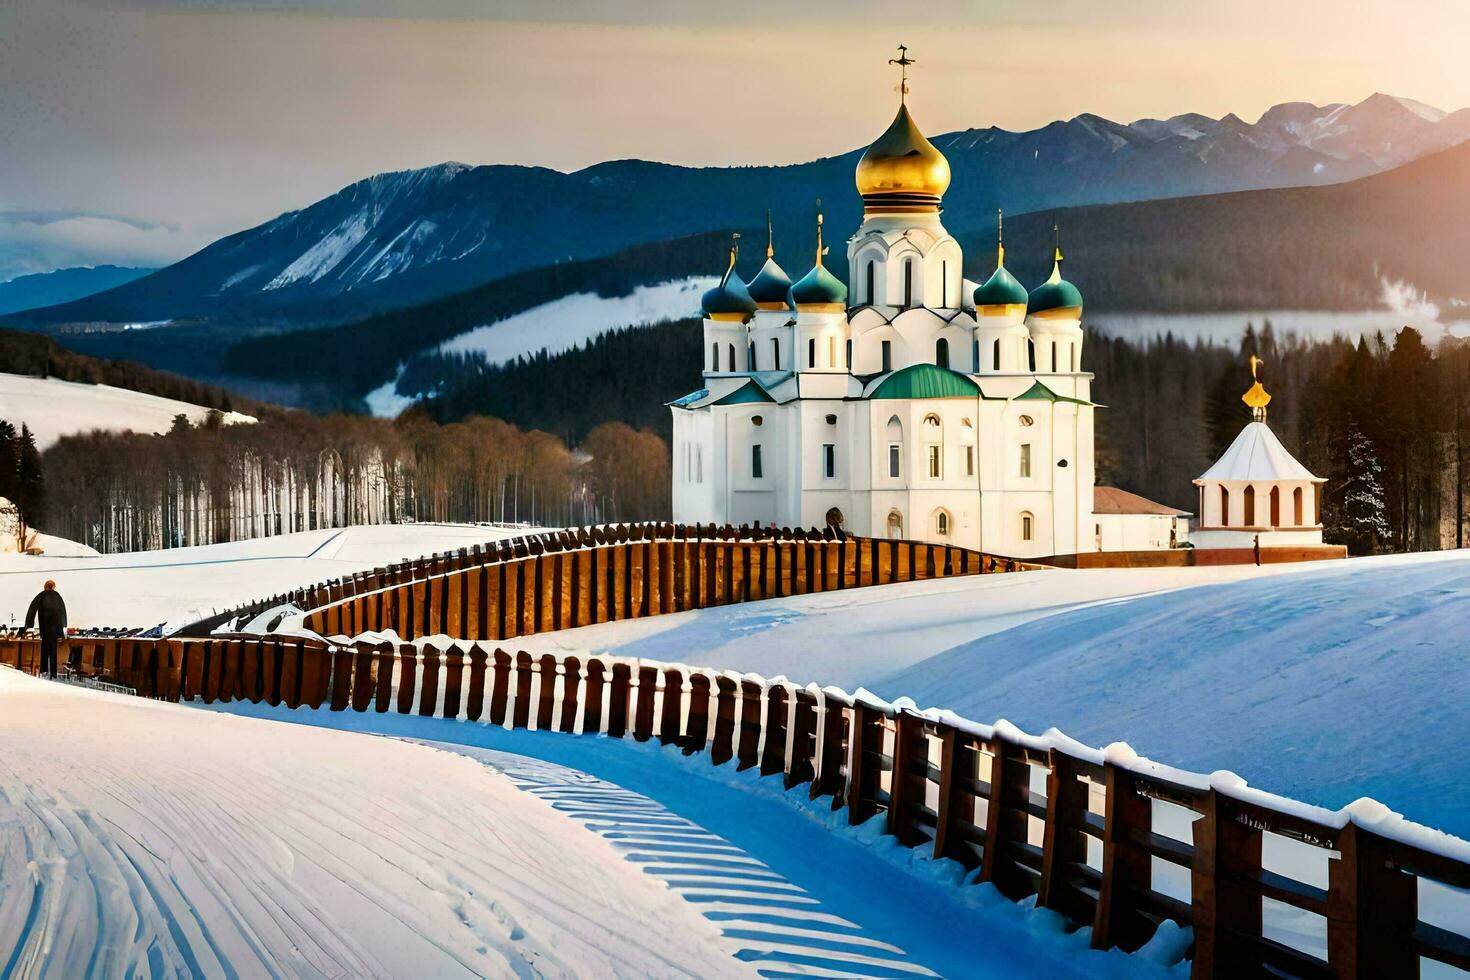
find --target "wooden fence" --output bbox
[192,523,1043,641]
[2,633,1466,978]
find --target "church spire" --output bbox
[814,200,826,267]
[765,209,774,259]
[997,208,1006,267]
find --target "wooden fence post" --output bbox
[978,736,1032,901]
[582,658,606,735]
[606,662,632,738]
[351,641,376,712]
[659,667,684,746]
[466,644,488,721]
[1190,788,1264,973]
[1326,822,1418,976]
[760,684,789,778]
[886,710,926,846]
[1093,763,1157,952]
[846,701,885,826]
[736,678,764,771]
[512,652,535,728]
[633,664,659,742]
[419,643,442,717]
[559,657,582,733]
[1038,749,1095,925]
[536,653,558,730]
[710,675,738,765]
[683,672,711,755]
[396,643,419,715]
[786,688,818,789]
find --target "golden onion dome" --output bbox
[855,103,952,215]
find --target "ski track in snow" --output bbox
[0,669,743,979]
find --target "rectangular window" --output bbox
[965,445,975,476]
[1022,514,1033,541]
[888,444,901,478]
[845,338,852,369]
[927,445,941,479]
[822,444,836,479]
[808,338,816,369]
[1020,443,1031,478]
[751,443,763,479]
[881,340,892,373]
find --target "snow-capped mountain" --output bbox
[12,93,1469,329]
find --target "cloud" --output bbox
[0,212,205,281]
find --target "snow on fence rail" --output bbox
[184,522,1046,640]
[2,632,1467,977]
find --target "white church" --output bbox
[669,56,1323,562]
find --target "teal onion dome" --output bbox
[747,257,792,307]
[789,263,848,310]
[1027,250,1083,316]
[974,264,1028,308]
[701,254,757,320]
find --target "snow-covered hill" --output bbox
[0,523,529,630]
[367,277,714,417]
[0,372,256,450]
[514,550,1470,840]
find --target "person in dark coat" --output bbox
[24,580,67,679]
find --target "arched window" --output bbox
[1293,486,1304,526]
[992,338,1001,372]
[886,509,904,539]
[1050,344,1057,373]
[728,343,737,372]
[935,509,951,536]
[748,341,755,369]
[845,338,852,368]
[1221,486,1230,526]
[1028,339,1036,372]
[771,337,780,371]
[711,342,719,372]
[935,337,950,368]
[808,337,816,369]
[941,260,950,307]
[1020,511,1034,542]
[1244,485,1256,526]
[922,413,941,427]
[903,258,915,307]
[1070,344,1077,373]
[866,260,876,304]
[1269,486,1281,527]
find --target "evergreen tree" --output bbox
[14,424,45,534]
[0,418,17,507]
[1337,422,1390,552]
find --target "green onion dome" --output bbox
[1027,249,1084,317]
[701,247,757,321]
[789,262,848,312]
[974,264,1028,308]
[747,257,792,309]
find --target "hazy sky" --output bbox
[4,0,1470,278]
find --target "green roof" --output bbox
[1016,380,1092,406]
[973,264,1028,307]
[1027,261,1083,315]
[869,363,981,400]
[714,380,775,405]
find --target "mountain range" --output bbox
[10,92,1468,329]
[0,265,154,316]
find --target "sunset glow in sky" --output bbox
[4,0,1468,275]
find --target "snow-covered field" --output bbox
[366,277,714,417]
[0,373,256,451]
[0,666,1178,978]
[0,523,529,630]
[0,668,742,978]
[519,550,1470,840]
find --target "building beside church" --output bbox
[669,58,1180,560]
[1191,357,1327,552]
